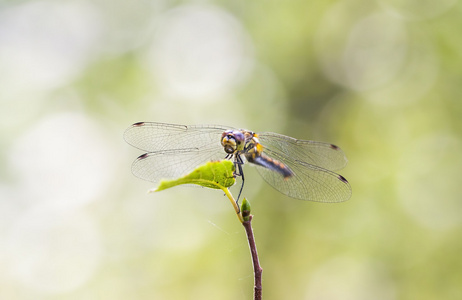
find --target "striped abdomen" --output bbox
[246,153,293,178]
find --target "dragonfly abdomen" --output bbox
[247,154,293,178]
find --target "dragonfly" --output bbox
[124,122,351,203]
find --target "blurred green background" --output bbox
[1,0,462,299]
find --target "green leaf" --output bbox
[154,160,236,192]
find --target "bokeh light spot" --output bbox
[146,4,254,101]
[305,257,396,300]
[397,134,462,230]
[6,207,102,294]
[377,0,458,20]
[8,112,116,209]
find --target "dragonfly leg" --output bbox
[234,155,245,206]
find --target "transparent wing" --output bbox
[124,122,231,152]
[257,132,348,171]
[125,122,233,184]
[131,147,227,184]
[254,149,351,202]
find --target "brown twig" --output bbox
[242,215,263,300]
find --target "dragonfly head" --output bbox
[221,130,245,154]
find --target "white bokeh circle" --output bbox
[397,133,462,230]
[5,206,102,294]
[146,4,254,101]
[0,1,102,93]
[315,8,408,92]
[8,112,116,209]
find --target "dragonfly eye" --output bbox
[233,132,245,144]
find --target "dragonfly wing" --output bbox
[254,149,351,202]
[131,147,227,184]
[257,132,348,171]
[124,122,230,152]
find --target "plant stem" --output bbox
[223,188,243,222]
[242,215,262,300]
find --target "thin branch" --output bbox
[242,215,263,300]
[223,188,243,222]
